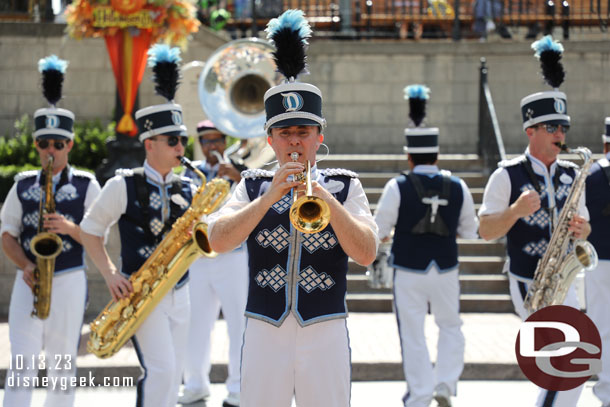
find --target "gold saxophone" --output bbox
[88,157,230,358]
[30,156,63,319]
[524,145,599,313]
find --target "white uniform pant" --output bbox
[394,268,465,407]
[240,313,351,407]
[182,248,248,395]
[508,274,584,407]
[132,284,190,407]
[585,259,610,405]
[3,269,87,407]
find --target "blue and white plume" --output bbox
[38,55,68,106]
[148,44,182,101]
[531,35,565,89]
[404,84,431,127]
[265,9,312,81]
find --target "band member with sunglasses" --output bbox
[208,12,377,407]
[80,45,196,407]
[178,120,248,406]
[1,56,101,407]
[479,37,590,407]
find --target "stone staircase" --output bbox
[317,154,513,313]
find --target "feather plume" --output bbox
[38,55,68,106]
[148,44,182,101]
[531,35,565,89]
[265,9,312,81]
[404,85,430,127]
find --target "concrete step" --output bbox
[349,256,505,275]
[348,274,509,295]
[457,239,505,256]
[358,171,489,189]
[318,154,483,172]
[364,187,485,204]
[346,293,514,313]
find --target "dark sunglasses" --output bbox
[37,139,65,150]
[199,137,225,145]
[152,135,188,147]
[538,124,569,134]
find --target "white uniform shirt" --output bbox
[80,160,196,237]
[478,148,589,221]
[1,168,101,239]
[207,165,379,247]
[374,165,479,241]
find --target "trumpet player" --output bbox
[80,45,196,407]
[479,36,589,407]
[208,10,377,407]
[178,120,248,406]
[1,56,100,407]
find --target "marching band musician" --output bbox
[1,55,101,407]
[584,117,610,407]
[374,85,478,407]
[178,120,248,406]
[478,36,590,407]
[80,45,196,407]
[207,10,378,407]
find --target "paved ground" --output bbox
[0,381,601,407]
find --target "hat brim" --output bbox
[540,118,570,126]
[35,133,71,140]
[268,118,321,130]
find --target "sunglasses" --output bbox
[199,137,225,145]
[37,139,66,150]
[151,135,188,147]
[537,124,570,134]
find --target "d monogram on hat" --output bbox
[263,10,326,133]
[403,84,439,154]
[135,44,187,142]
[34,55,75,141]
[520,36,570,130]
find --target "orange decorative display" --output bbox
[66,0,199,136]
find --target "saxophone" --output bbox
[88,157,230,358]
[524,145,599,313]
[30,156,63,319]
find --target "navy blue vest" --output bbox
[391,172,463,273]
[586,159,610,260]
[117,170,193,288]
[504,156,577,279]
[243,169,354,326]
[16,167,93,274]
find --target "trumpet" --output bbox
[289,152,331,234]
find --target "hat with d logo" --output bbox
[263,10,326,133]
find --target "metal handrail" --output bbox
[477,58,506,175]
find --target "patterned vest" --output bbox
[504,156,577,279]
[117,169,193,288]
[391,171,463,272]
[17,167,93,274]
[243,168,355,326]
[586,159,610,260]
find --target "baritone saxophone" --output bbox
[87,157,229,358]
[523,145,599,313]
[30,156,63,319]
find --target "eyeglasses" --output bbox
[151,135,188,147]
[199,137,225,146]
[37,139,65,150]
[537,124,570,134]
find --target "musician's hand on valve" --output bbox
[568,215,589,239]
[263,161,303,204]
[43,213,77,235]
[22,262,36,289]
[511,189,541,218]
[217,163,241,183]
[102,268,133,301]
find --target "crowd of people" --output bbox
[1,9,609,407]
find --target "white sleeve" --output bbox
[456,179,479,239]
[0,183,22,238]
[84,178,102,211]
[373,178,400,241]
[478,167,511,217]
[206,178,251,236]
[80,175,127,237]
[345,177,379,247]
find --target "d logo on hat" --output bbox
[554,98,566,114]
[282,92,304,112]
[46,115,59,129]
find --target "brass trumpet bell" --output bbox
[289,160,331,234]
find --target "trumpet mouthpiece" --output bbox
[554,142,569,152]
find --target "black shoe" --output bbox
[525,23,540,39]
[497,25,512,39]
